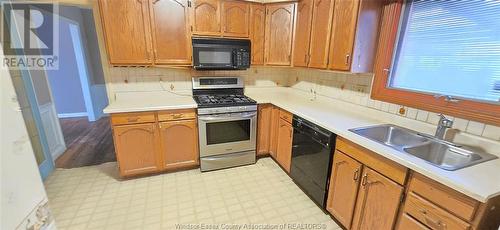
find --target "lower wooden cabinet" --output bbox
[397,213,430,230]
[326,151,362,229]
[351,167,403,229]
[269,106,281,159]
[276,117,293,173]
[113,123,161,177]
[257,104,272,156]
[159,119,199,170]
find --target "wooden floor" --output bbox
[55,117,115,169]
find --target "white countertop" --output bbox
[103,91,197,114]
[246,87,500,203]
[103,87,500,202]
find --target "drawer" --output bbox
[279,109,292,123]
[409,174,479,221]
[158,109,196,121]
[111,112,156,125]
[404,192,471,230]
[397,213,431,230]
[336,137,408,185]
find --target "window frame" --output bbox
[371,0,500,126]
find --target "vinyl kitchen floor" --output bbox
[44,158,341,230]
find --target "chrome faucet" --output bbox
[435,114,453,140]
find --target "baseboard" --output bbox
[57,112,88,118]
[51,144,66,160]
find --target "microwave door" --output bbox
[194,48,234,69]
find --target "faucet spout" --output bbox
[435,114,453,140]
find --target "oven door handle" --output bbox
[198,112,257,121]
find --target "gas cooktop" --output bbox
[193,94,257,108]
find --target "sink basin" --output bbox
[349,124,498,171]
[350,124,429,148]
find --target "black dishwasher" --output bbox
[290,115,336,209]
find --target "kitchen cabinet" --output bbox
[222,1,250,37]
[190,0,222,36]
[326,137,407,229]
[269,105,280,159]
[257,104,272,156]
[276,113,293,173]
[150,0,192,65]
[292,0,313,67]
[326,151,362,229]
[308,0,334,68]
[112,122,161,177]
[159,119,199,170]
[351,167,403,229]
[264,3,296,66]
[250,3,266,65]
[99,0,153,65]
[328,0,384,72]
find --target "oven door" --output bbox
[198,111,257,157]
[193,47,235,70]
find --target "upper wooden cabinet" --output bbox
[150,0,192,65]
[190,0,222,36]
[99,0,153,65]
[250,4,266,65]
[113,122,161,177]
[292,0,313,67]
[159,119,199,170]
[264,3,296,66]
[328,0,384,72]
[222,1,250,37]
[308,0,334,68]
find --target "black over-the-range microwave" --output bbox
[192,37,251,70]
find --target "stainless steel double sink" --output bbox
[349,124,498,171]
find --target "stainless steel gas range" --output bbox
[192,76,257,172]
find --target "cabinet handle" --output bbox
[345,54,350,65]
[173,113,184,119]
[353,168,359,181]
[361,173,368,187]
[420,210,446,229]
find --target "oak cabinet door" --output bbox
[99,0,153,65]
[351,167,404,230]
[276,118,293,173]
[250,4,266,65]
[328,0,359,71]
[150,0,192,65]
[191,0,221,36]
[113,123,160,176]
[264,3,296,66]
[222,1,250,37]
[269,106,280,159]
[257,104,272,156]
[396,213,431,230]
[159,120,199,170]
[292,0,313,67]
[308,0,334,68]
[326,151,362,229]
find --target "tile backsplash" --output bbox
[105,66,499,141]
[288,68,500,142]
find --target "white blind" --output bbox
[389,0,500,103]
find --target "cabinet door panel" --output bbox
[328,0,359,71]
[222,1,250,37]
[113,123,160,176]
[257,104,272,156]
[292,0,313,67]
[159,120,199,170]
[309,0,334,68]
[276,118,292,173]
[99,0,153,65]
[150,0,192,65]
[269,106,280,159]
[265,3,295,66]
[326,151,362,229]
[351,167,404,230]
[250,4,266,65]
[191,0,221,36]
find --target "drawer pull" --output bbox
[361,173,368,187]
[353,168,359,181]
[173,113,184,119]
[420,209,447,229]
[127,117,139,122]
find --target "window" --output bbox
[390,0,500,103]
[372,0,500,126]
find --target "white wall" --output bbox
[1,45,55,230]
